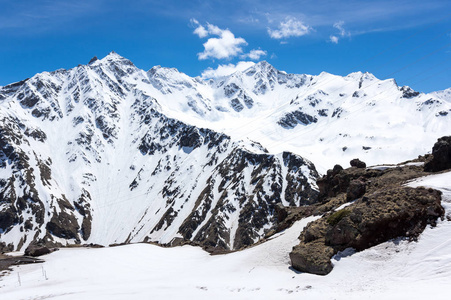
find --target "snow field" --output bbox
[1,171,451,299]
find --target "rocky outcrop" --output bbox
[291,185,443,275]
[290,161,444,275]
[278,109,318,129]
[316,163,376,202]
[424,136,451,172]
[24,245,52,257]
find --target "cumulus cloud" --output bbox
[191,19,248,60]
[199,31,247,60]
[267,17,311,39]
[240,49,267,60]
[330,21,350,43]
[201,61,256,79]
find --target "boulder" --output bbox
[350,158,366,168]
[290,240,334,275]
[424,136,451,172]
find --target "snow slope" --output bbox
[1,171,450,300]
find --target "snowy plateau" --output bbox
[0,52,451,299]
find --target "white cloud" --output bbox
[240,49,267,60]
[329,21,350,43]
[191,20,268,61]
[267,17,311,39]
[191,20,248,60]
[201,61,256,79]
[334,21,347,37]
[198,30,247,60]
[191,19,208,38]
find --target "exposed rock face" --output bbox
[400,86,420,99]
[346,179,366,201]
[290,162,444,275]
[278,109,318,129]
[424,136,451,172]
[316,165,344,201]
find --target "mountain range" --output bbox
[0,52,450,252]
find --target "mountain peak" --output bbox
[239,61,278,79]
[86,52,137,76]
[91,51,134,66]
[253,60,276,71]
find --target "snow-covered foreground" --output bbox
[1,172,450,300]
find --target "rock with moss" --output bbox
[290,240,334,275]
[346,179,366,201]
[290,163,444,275]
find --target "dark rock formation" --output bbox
[24,245,51,257]
[400,86,420,99]
[0,208,19,233]
[88,56,98,64]
[278,109,318,129]
[46,210,80,241]
[350,158,366,168]
[424,136,451,172]
[316,165,344,200]
[317,164,375,202]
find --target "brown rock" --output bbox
[350,158,366,168]
[290,185,444,275]
[24,245,51,257]
[290,240,334,275]
[346,180,366,201]
[424,136,451,172]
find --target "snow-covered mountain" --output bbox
[0,52,449,252]
[147,61,451,172]
[0,53,319,252]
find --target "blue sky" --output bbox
[0,0,450,92]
